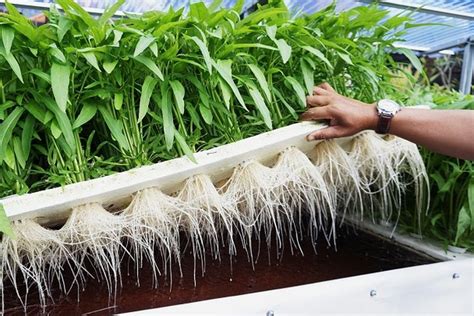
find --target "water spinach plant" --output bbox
[0,0,417,201]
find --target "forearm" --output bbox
[387,108,474,160]
[302,83,474,161]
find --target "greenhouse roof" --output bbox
[1,0,473,54]
[286,0,474,54]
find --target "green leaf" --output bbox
[133,56,164,80]
[337,52,353,66]
[21,115,35,160]
[0,204,14,239]
[57,17,73,42]
[397,47,423,74]
[190,36,212,74]
[30,68,51,83]
[247,82,272,129]
[285,76,306,108]
[98,0,125,25]
[39,95,76,153]
[0,107,24,162]
[170,80,185,114]
[113,30,123,45]
[302,46,333,70]
[114,93,123,111]
[265,25,277,41]
[138,76,158,123]
[217,77,232,110]
[51,62,70,112]
[455,205,470,245]
[265,26,291,63]
[150,42,158,57]
[103,60,118,74]
[300,59,314,95]
[49,44,66,64]
[98,106,130,152]
[51,120,62,139]
[468,178,474,231]
[275,39,291,64]
[4,145,15,169]
[0,48,23,83]
[248,64,271,102]
[212,59,246,110]
[199,103,213,125]
[82,52,101,72]
[161,86,175,150]
[175,130,196,163]
[134,35,155,57]
[57,0,97,29]
[25,102,47,124]
[13,136,25,169]
[2,27,15,55]
[73,103,97,129]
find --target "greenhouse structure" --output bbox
[0,0,472,315]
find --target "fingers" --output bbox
[312,86,330,96]
[307,126,346,141]
[300,106,332,121]
[306,95,331,107]
[318,82,336,93]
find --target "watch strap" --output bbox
[376,112,392,134]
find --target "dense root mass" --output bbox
[1,136,428,311]
[121,188,181,287]
[311,140,363,223]
[385,135,430,233]
[350,132,403,224]
[59,203,125,300]
[273,147,335,252]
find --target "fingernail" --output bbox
[307,135,315,141]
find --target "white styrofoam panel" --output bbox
[1,122,335,224]
[122,259,474,316]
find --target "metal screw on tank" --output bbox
[452,273,460,279]
[266,310,274,316]
[370,289,377,297]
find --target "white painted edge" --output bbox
[121,259,474,315]
[1,121,339,223]
[344,215,474,261]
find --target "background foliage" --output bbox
[0,0,411,197]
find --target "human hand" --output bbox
[300,83,377,141]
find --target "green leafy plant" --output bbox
[0,0,421,195]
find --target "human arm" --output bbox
[300,83,474,160]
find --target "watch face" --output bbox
[378,99,400,114]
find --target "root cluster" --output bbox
[1,132,428,311]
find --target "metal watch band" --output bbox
[376,112,392,134]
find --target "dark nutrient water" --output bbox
[2,226,436,315]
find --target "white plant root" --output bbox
[349,131,402,224]
[59,203,125,301]
[1,137,429,311]
[221,160,277,265]
[385,135,430,233]
[121,188,181,287]
[178,175,236,261]
[273,147,336,253]
[1,220,78,310]
[310,140,364,223]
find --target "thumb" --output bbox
[307,126,345,141]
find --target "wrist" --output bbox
[364,103,378,131]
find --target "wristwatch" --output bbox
[375,99,401,134]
